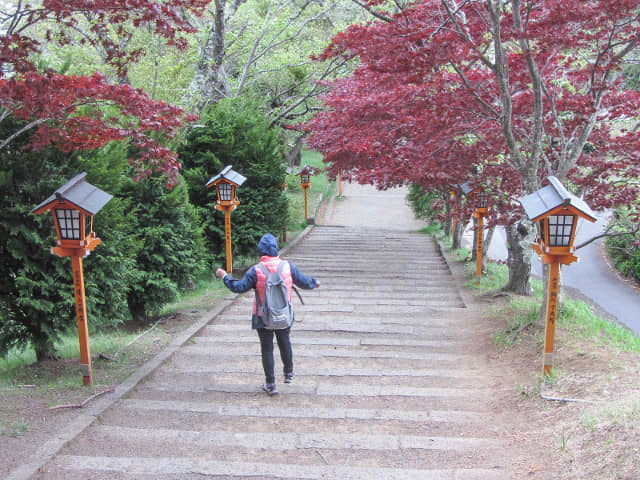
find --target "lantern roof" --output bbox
[32,172,113,216]
[295,164,317,176]
[519,176,597,223]
[461,181,482,196]
[206,165,247,188]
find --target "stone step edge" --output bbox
[57,455,507,480]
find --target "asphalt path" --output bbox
[480,213,640,335]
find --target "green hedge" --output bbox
[605,209,640,281]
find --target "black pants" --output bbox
[257,327,293,384]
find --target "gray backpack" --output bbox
[256,261,294,330]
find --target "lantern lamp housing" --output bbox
[32,173,113,250]
[206,165,247,208]
[296,164,316,188]
[520,176,597,254]
[461,182,489,212]
[475,190,489,209]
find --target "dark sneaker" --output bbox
[262,383,279,396]
[284,373,294,384]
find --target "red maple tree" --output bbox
[1,0,210,185]
[304,0,640,293]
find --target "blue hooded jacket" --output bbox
[222,233,318,329]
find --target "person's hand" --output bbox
[215,268,227,279]
[315,280,320,288]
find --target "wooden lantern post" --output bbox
[206,166,247,274]
[296,165,316,222]
[32,173,112,385]
[462,183,490,285]
[520,176,596,376]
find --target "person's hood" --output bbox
[258,233,279,257]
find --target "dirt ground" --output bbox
[485,296,640,479]
[0,312,203,479]
[2,281,639,479]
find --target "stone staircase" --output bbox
[35,225,519,479]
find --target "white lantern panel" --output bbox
[547,215,575,247]
[56,209,82,240]
[218,183,233,202]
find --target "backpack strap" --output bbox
[256,263,270,275]
[276,261,304,305]
[255,263,270,313]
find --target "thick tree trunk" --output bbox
[284,134,306,167]
[182,0,228,110]
[471,216,477,261]
[452,218,463,250]
[34,338,58,362]
[443,200,453,237]
[482,225,495,272]
[502,220,535,295]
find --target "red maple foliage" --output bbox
[304,0,640,220]
[1,0,209,185]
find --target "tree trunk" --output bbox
[471,216,477,261]
[284,134,306,167]
[444,199,453,237]
[482,225,495,272]
[34,338,58,362]
[182,0,227,110]
[452,218,463,250]
[502,219,535,295]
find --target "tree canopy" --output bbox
[0,0,209,185]
[304,0,640,293]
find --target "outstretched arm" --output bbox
[290,263,320,289]
[216,266,257,293]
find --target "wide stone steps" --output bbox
[37,226,519,479]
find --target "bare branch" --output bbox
[0,118,49,151]
[349,0,392,23]
[269,56,347,127]
[576,223,640,250]
[512,0,544,174]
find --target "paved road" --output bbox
[13,183,538,480]
[480,212,640,335]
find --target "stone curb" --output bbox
[434,235,471,309]
[6,223,318,480]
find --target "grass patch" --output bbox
[158,274,229,316]
[440,236,471,262]
[0,327,168,390]
[493,297,540,349]
[581,400,640,433]
[559,298,640,353]
[419,223,444,236]
[470,260,509,292]
[0,418,29,437]
[455,254,640,354]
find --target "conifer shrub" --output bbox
[179,98,289,267]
